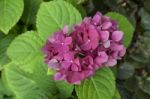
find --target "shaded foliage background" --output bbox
[0,0,150,99]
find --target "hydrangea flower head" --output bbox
[42,12,126,84]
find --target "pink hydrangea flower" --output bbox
[42,12,126,84]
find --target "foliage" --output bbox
[0,0,149,99]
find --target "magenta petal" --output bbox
[97,51,108,62]
[81,41,91,50]
[83,70,94,77]
[102,22,112,30]
[88,26,99,49]
[65,37,72,45]
[74,58,80,66]
[71,64,79,71]
[92,12,101,25]
[62,61,71,69]
[111,31,123,41]
[64,52,74,61]
[66,72,84,84]
[111,43,124,51]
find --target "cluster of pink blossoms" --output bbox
[42,12,126,84]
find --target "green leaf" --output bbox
[124,76,140,93]
[117,62,135,80]
[134,89,150,99]
[7,31,43,73]
[139,8,150,31]
[65,0,86,17]
[144,0,150,12]
[112,90,121,99]
[2,62,56,99]
[0,0,24,34]
[106,12,134,47]
[36,0,82,41]
[56,81,74,98]
[77,0,86,4]
[0,79,10,96]
[21,0,42,25]
[75,67,115,99]
[0,33,17,69]
[117,83,133,99]
[139,77,150,95]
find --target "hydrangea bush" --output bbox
[0,0,140,99]
[42,12,126,84]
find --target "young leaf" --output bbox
[106,12,134,47]
[0,0,24,34]
[36,0,82,41]
[75,67,115,99]
[2,62,56,99]
[7,31,43,73]
[21,0,42,25]
[47,68,56,75]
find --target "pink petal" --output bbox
[48,38,55,43]
[100,31,109,42]
[119,47,126,57]
[63,25,68,34]
[111,43,124,51]
[92,12,101,25]
[111,31,123,41]
[48,59,60,70]
[103,40,110,48]
[71,64,79,71]
[65,37,72,45]
[105,58,117,67]
[102,22,112,30]
[64,52,74,61]
[88,26,99,49]
[81,41,91,51]
[95,54,108,65]
[62,61,71,69]
[54,73,65,80]
[74,58,80,66]
[66,72,84,84]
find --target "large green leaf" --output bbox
[0,0,24,34]
[21,0,42,25]
[7,31,43,73]
[0,33,17,69]
[106,12,134,47]
[75,67,115,99]
[2,62,56,99]
[36,0,82,41]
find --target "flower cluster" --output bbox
[42,12,126,84]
